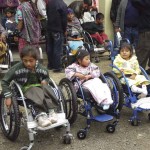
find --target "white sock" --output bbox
[131,85,143,93]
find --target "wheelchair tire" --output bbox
[59,78,78,124]
[104,71,124,112]
[0,95,20,141]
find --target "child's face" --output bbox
[22,55,36,71]
[97,18,104,24]
[120,47,131,60]
[78,55,90,67]
[6,12,13,18]
[67,13,74,22]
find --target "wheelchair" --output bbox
[62,24,91,68]
[59,73,124,139]
[81,25,113,63]
[110,65,150,126]
[0,78,73,150]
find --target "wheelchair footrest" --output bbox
[0,64,9,68]
[93,114,113,122]
[37,113,69,131]
[131,97,150,109]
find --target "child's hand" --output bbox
[129,74,136,80]
[41,80,48,85]
[74,73,85,80]
[5,98,12,108]
[85,75,92,80]
[120,69,124,72]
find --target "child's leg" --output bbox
[131,85,143,93]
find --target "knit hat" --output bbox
[76,48,90,60]
[67,8,74,14]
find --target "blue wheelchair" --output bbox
[59,72,123,139]
[109,65,150,126]
[0,78,73,150]
[108,37,150,126]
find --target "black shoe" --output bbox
[47,66,53,70]
[53,68,64,73]
[146,69,150,75]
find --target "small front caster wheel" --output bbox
[106,124,115,133]
[131,118,139,126]
[77,129,87,139]
[63,134,72,144]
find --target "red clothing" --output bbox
[91,32,108,44]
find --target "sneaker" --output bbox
[49,110,58,124]
[36,112,52,127]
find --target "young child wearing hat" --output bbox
[65,48,113,110]
[67,8,84,55]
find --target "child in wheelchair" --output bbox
[67,8,84,55]
[65,48,113,110]
[113,43,150,99]
[82,12,109,48]
[1,45,59,128]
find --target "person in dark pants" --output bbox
[131,0,150,70]
[46,0,67,72]
[110,0,121,48]
[115,0,139,48]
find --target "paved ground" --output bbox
[0,50,150,150]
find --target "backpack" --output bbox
[0,0,19,8]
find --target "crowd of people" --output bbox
[0,0,150,127]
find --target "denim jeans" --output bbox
[123,27,139,48]
[136,31,150,69]
[46,32,63,70]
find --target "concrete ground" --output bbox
[0,49,150,150]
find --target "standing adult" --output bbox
[15,0,41,52]
[115,0,139,48]
[46,0,67,72]
[110,0,121,26]
[110,0,121,48]
[131,0,150,70]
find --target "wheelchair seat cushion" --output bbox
[131,97,150,109]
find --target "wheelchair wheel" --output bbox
[0,95,20,141]
[2,49,13,69]
[104,71,124,112]
[59,78,78,124]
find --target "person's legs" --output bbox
[52,32,63,71]
[46,33,54,69]
[123,27,132,43]
[131,27,139,49]
[91,33,103,44]
[135,31,150,69]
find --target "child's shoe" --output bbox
[102,104,110,110]
[36,112,52,127]
[49,109,58,124]
[138,85,148,99]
